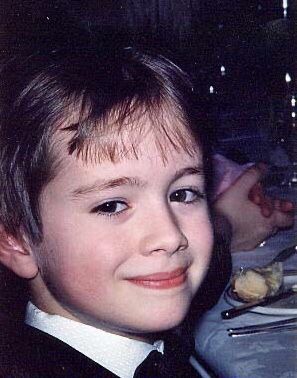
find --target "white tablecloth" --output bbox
[194,189,297,378]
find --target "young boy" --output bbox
[0,40,214,377]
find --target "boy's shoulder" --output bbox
[0,322,118,377]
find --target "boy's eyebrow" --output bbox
[71,177,144,198]
[70,165,204,199]
[173,166,204,182]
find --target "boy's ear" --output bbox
[0,226,38,279]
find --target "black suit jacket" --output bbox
[0,323,119,377]
[0,323,210,378]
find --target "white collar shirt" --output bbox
[25,302,164,378]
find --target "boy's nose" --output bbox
[139,208,188,256]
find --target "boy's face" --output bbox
[31,121,213,336]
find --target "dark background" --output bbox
[0,0,295,163]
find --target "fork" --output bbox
[228,324,297,337]
[228,317,297,337]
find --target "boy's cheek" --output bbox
[188,214,214,250]
[189,221,214,279]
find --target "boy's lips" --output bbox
[126,267,188,289]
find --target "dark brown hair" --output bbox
[0,37,212,244]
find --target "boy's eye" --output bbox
[170,188,205,203]
[91,201,128,216]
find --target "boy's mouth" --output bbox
[126,267,188,289]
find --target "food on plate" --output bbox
[232,262,283,302]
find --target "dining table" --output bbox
[194,186,297,378]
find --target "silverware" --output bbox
[227,317,297,333]
[228,324,297,337]
[270,245,297,264]
[221,285,297,320]
[284,269,297,276]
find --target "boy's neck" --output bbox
[30,288,165,344]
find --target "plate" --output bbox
[224,274,297,316]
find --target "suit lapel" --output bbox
[2,323,119,377]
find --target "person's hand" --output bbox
[249,181,294,217]
[214,165,294,252]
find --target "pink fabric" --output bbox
[212,154,254,200]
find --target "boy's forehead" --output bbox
[45,127,203,199]
[52,105,201,166]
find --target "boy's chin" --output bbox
[141,317,186,334]
[123,304,190,335]
[113,318,186,341]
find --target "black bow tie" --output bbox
[134,334,202,378]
